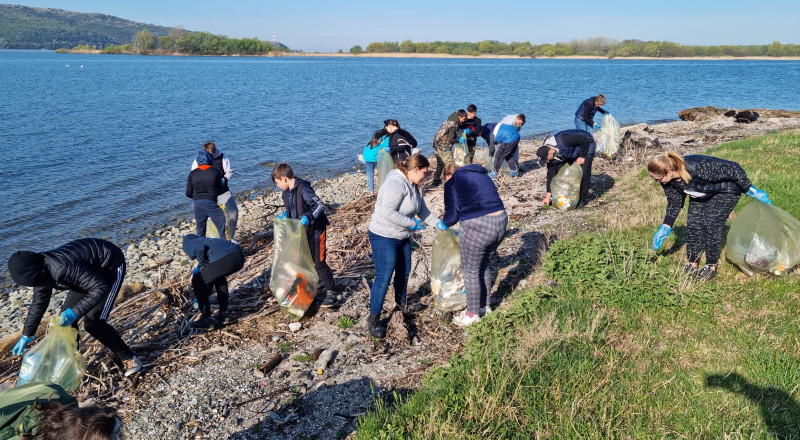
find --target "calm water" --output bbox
[2,50,800,269]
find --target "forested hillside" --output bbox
[0,4,174,49]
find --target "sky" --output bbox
[8,0,800,52]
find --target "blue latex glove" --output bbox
[488,171,497,179]
[458,137,466,144]
[276,211,288,220]
[746,186,772,204]
[409,219,426,231]
[12,335,35,356]
[299,216,310,226]
[192,265,202,275]
[463,128,472,135]
[651,225,672,250]
[594,122,602,129]
[58,308,78,327]
[435,220,448,231]
[220,178,226,186]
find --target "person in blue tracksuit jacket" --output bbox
[574,94,607,132]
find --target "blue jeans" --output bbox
[365,161,376,192]
[575,116,594,133]
[193,199,226,238]
[368,230,411,315]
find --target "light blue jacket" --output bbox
[363,135,389,163]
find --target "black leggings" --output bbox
[686,193,740,265]
[61,262,134,360]
[193,250,245,318]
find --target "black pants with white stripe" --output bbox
[60,262,134,361]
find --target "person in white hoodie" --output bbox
[367,154,440,338]
[191,142,239,240]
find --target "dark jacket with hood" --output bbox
[433,112,463,148]
[441,164,505,227]
[660,155,750,227]
[182,234,243,267]
[186,150,222,201]
[281,178,329,236]
[21,238,125,336]
[575,97,607,126]
[461,116,482,147]
[389,128,417,162]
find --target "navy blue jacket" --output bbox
[281,178,329,235]
[574,97,606,126]
[442,164,505,227]
[182,234,243,266]
[554,129,596,158]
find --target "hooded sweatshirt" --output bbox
[182,234,243,266]
[186,150,222,201]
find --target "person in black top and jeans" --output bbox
[271,163,340,307]
[462,104,482,162]
[7,238,142,377]
[186,150,225,238]
[648,151,772,281]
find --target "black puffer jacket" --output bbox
[23,239,125,336]
[186,165,222,201]
[660,155,751,226]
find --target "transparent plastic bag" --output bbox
[453,142,471,166]
[376,149,395,191]
[594,114,620,159]
[205,203,229,239]
[473,147,491,168]
[551,163,583,210]
[726,201,800,276]
[269,218,319,318]
[430,229,466,312]
[17,316,86,391]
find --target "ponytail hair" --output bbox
[394,153,430,193]
[648,151,692,182]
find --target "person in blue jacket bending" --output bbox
[574,94,607,132]
[480,114,525,178]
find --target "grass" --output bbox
[338,315,356,329]
[355,130,800,439]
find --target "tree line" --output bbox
[348,38,800,58]
[66,28,288,56]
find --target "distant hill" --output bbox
[0,4,176,49]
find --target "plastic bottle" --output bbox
[314,349,333,375]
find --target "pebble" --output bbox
[288,322,302,332]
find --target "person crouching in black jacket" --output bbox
[182,234,245,329]
[648,151,773,281]
[186,150,226,238]
[271,163,340,308]
[7,238,142,377]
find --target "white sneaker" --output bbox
[479,305,492,316]
[453,310,481,327]
[123,356,142,377]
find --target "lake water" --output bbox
[2,50,800,271]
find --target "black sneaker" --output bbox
[368,314,385,338]
[320,290,341,308]
[213,311,235,326]
[683,263,698,275]
[189,316,216,329]
[696,265,717,281]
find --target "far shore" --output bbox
[62,48,800,61]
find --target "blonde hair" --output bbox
[443,164,460,179]
[595,94,606,106]
[648,151,692,182]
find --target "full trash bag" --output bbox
[269,218,319,318]
[453,142,471,166]
[594,114,620,159]
[17,316,86,391]
[376,149,395,191]
[430,229,466,312]
[472,147,491,168]
[551,163,583,210]
[726,201,800,276]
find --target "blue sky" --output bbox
[10,0,800,52]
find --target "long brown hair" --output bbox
[648,151,692,182]
[394,153,430,193]
[36,402,119,440]
[368,119,399,147]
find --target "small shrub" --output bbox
[293,354,313,362]
[338,315,355,329]
[277,341,293,352]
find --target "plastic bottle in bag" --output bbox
[16,316,86,391]
[551,163,583,211]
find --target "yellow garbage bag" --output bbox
[551,163,583,210]
[376,149,395,191]
[269,218,319,318]
[17,317,86,391]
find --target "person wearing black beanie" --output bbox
[6,238,142,377]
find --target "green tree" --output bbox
[400,39,415,53]
[158,35,174,50]
[349,45,363,54]
[767,41,784,57]
[643,42,660,57]
[132,29,155,54]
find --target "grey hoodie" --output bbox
[368,169,439,239]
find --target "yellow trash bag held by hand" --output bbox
[430,229,466,312]
[594,114,620,159]
[551,163,583,210]
[726,201,800,276]
[270,218,320,318]
[376,149,395,191]
[16,316,86,391]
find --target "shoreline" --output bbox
[55,49,800,61]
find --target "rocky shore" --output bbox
[1,107,799,439]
